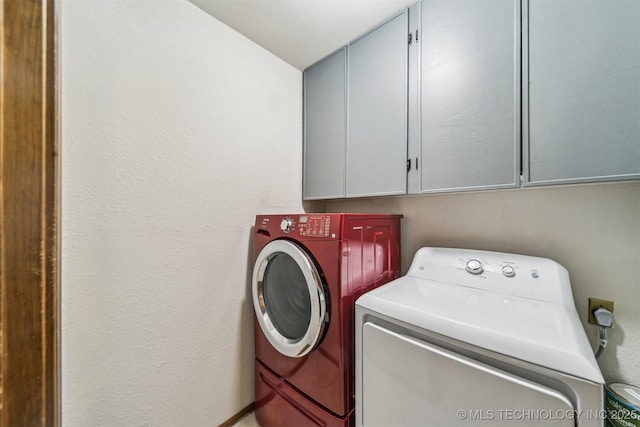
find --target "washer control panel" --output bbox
[298,215,332,238]
[258,214,338,239]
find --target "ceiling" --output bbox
[189,0,416,70]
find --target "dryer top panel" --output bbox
[356,247,603,383]
[404,247,575,308]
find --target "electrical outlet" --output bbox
[588,298,614,325]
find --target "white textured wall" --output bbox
[61,0,302,424]
[327,181,640,387]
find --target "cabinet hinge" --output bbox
[407,158,412,172]
[408,32,413,45]
[415,29,419,42]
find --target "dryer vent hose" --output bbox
[593,307,614,359]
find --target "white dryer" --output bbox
[355,247,604,427]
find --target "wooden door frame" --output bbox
[1,0,59,425]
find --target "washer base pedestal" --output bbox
[255,360,353,427]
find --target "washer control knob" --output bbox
[502,265,516,278]
[465,259,484,275]
[280,218,294,233]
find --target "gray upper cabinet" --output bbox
[412,0,520,193]
[347,11,409,198]
[525,0,640,185]
[303,48,347,200]
[303,0,639,200]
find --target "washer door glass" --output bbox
[262,253,312,340]
[253,240,328,358]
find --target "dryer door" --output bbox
[359,322,575,426]
[252,239,328,358]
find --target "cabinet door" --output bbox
[525,0,640,185]
[347,11,408,198]
[418,0,520,193]
[303,48,346,200]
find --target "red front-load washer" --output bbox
[252,213,402,426]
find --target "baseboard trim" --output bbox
[218,402,256,427]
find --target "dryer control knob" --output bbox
[465,259,484,275]
[502,265,516,278]
[280,218,294,233]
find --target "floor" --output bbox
[234,411,260,427]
